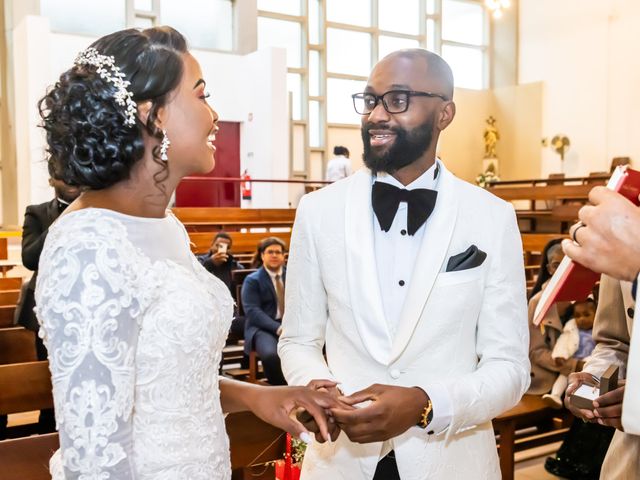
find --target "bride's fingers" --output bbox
[307,379,338,390]
[296,396,332,442]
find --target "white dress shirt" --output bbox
[265,266,285,319]
[373,160,452,436]
[326,155,352,182]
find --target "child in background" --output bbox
[542,298,597,408]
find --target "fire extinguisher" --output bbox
[241,169,252,200]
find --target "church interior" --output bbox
[0,1,637,479]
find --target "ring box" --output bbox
[570,365,619,410]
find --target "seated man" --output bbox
[198,231,243,294]
[242,237,287,385]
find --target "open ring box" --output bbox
[570,365,619,410]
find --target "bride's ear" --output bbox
[137,101,165,130]
[137,101,152,126]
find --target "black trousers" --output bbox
[373,451,401,480]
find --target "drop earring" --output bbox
[160,129,170,161]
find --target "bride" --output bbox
[35,26,340,479]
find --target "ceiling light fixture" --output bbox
[485,0,511,19]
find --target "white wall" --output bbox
[12,15,289,216]
[519,0,640,177]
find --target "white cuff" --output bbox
[419,382,452,435]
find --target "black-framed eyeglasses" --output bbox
[351,90,449,115]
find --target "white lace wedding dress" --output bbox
[35,208,233,479]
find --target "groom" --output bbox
[278,49,530,480]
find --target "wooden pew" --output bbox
[0,290,20,306]
[0,361,53,416]
[488,182,603,232]
[521,233,567,255]
[173,207,296,233]
[489,183,597,202]
[0,413,285,480]
[0,432,59,480]
[189,231,292,256]
[493,395,572,480]
[0,278,22,291]
[0,327,37,364]
[226,411,285,475]
[0,305,16,328]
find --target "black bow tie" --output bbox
[371,182,437,235]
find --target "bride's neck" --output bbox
[76,157,179,218]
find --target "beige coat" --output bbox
[583,275,639,480]
[527,288,579,395]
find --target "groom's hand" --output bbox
[296,379,352,443]
[330,384,428,443]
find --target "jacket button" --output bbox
[628,307,634,318]
[390,369,401,379]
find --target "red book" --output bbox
[533,166,640,326]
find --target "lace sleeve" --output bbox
[35,217,148,479]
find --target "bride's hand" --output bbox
[248,383,342,443]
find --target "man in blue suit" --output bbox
[242,237,287,385]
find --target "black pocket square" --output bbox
[446,245,487,272]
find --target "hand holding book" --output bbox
[534,167,640,326]
[563,185,640,282]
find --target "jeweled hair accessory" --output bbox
[74,47,137,127]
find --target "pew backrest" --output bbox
[0,278,22,290]
[0,361,53,415]
[173,207,296,232]
[0,327,37,364]
[189,231,291,255]
[0,289,21,306]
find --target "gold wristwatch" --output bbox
[417,398,433,429]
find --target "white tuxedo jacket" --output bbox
[278,164,530,480]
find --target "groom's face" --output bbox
[360,54,452,175]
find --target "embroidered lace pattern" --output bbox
[36,209,233,479]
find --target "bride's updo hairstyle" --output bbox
[38,26,188,190]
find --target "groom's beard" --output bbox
[362,116,435,175]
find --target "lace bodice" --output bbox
[35,208,233,479]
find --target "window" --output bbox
[326,0,371,27]
[379,36,420,60]
[42,0,126,36]
[258,17,303,69]
[257,0,301,16]
[257,0,490,176]
[42,1,234,51]
[327,78,366,124]
[160,0,233,51]
[441,0,488,89]
[442,0,485,45]
[134,0,153,11]
[441,44,484,89]
[326,29,371,76]
[378,0,421,35]
[287,73,303,121]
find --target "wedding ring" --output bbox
[571,221,587,246]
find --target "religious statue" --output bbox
[483,116,499,158]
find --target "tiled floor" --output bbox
[514,443,567,480]
[516,459,567,480]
